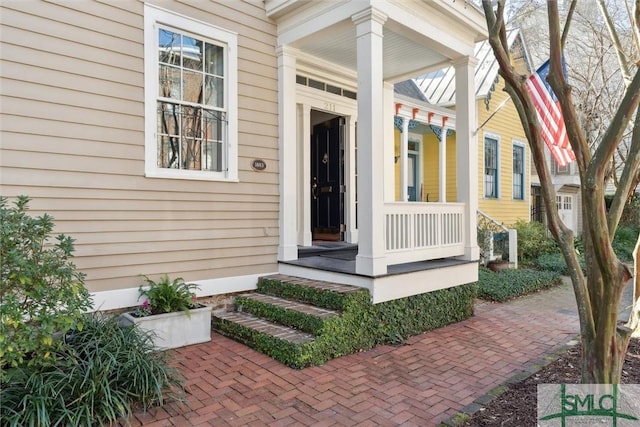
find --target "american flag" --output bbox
[525,60,575,167]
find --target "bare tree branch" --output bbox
[608,105,640,233]
[596,0,633,85]
[561,0,578,48]
[589,69,640,184]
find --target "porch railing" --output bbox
[384,202,465,265]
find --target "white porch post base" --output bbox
[356,255,387,277]
[278,244,299,260]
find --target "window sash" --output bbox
[144,3,238,182]
[485,138,498,198]
[513,145,524,200]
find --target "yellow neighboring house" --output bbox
[395,29,531,228]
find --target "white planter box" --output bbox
[119,305,212,350]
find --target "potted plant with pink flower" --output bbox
[119,275,212,350]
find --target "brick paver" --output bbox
[121,281,579,426]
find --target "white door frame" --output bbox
[296,86,358,247]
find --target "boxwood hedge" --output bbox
[477,267,563,302]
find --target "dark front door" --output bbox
[311,117,344,241]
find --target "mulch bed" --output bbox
[461,338,640,426]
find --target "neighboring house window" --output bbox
[144,4,238,181]
[554,159,570,175]
[556,195,562,210]
[484,136,499,198]
[513,144,524,200]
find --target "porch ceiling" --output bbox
[265,0,488,82]
[295,24,448,82]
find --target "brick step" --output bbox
[235,293,338,334]
[211,274,371,368]
[257,274,363,310]
[213,311,315,345]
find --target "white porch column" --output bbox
[383,82,395,202]
[353,8,387,276]
[345,116,358,243]
[454,56,479,261]
[439,124,447,203]
[400,118,409,202]
[277,45,298,260]
[298,104,312,247]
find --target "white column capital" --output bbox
[452,55,479,69]
[276,45,300,59]
[352,7,387,34]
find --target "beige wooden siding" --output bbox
[477,79,530,227]
[0,0,279,294]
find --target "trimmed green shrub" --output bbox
[0,196,93,373]
[0,315,184,427]
[534,252,587,275]
[513,220,557,264]
[476,267,562,302]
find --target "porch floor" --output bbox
[287,243,474,277]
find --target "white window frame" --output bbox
[408,134,423,202]
[144,4,238,181]
[512,141,526,201]
[483,132,500,199]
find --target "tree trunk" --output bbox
[581,306,632,383]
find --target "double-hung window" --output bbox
[484,136,499,198]
[512,144,524,200]
[144,4,238,181]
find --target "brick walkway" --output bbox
[124,281,580,426]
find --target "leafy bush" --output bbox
[138,274,200,315]
[0,196,93,373]
[534,252,587,275]
[612,225,639,262]
[0,315,184,427]
[513,220,557,264]
[476,267,562,302]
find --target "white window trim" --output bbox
[144,3,238,181]
[408,133,423,202]
[512,140,526,201]
[483,132,500,199]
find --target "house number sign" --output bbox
[251,159,267,171]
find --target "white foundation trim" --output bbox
[89,273,272,312]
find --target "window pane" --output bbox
[159,65,181,99]
[159,29,181,65]
[205,44,224,75]
[203,110,224,141]
[157,103,180,168]
[203,140,222,171]
[182,137,202,170]
[157,102,179,135]
[205,75,224,107]
[183,69,203,103]
[513,147,522,174]
[182,36,203,71]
